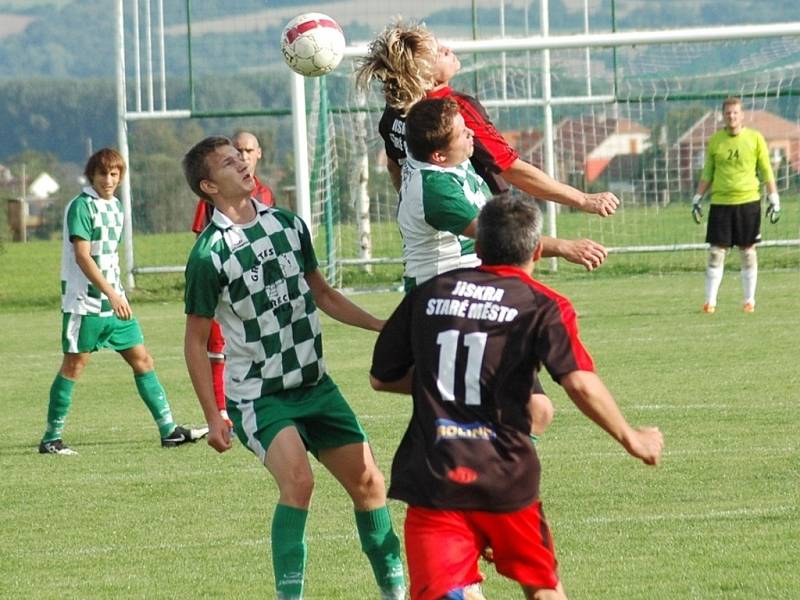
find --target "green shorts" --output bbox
[61,312,145,354]
[227,374,368,463]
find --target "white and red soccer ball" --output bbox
[281,13,345,77]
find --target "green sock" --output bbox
[271,504,308,599]
[134,371,174,437]
[355,506,406,595]
[529,433,540,446]
[43,373,75,442]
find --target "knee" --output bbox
[277,468,315,507]
[351,465,387,506]
[131,352,155,374]
[708,246,726,269]
[530,394,555,436]
[740,246,757,269]
[60,354,89,380]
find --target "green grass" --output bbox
[1,270,798,598]
[2,197,798,308]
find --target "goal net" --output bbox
[118,0,800,289]
[319,34,800,285]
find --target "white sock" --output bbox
[740,247,758,305]
[705,247,726,306]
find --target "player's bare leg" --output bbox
[320,442,405,598]
[119,343,155,374]
[59,351,91,380]
[530,393,555,437]
[319,442,386,509]
[263,427,316,600]
[264,426,315,508]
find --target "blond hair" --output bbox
[355,20,437,113]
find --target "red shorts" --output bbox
[404,501,559,600]
[207,319,225,357]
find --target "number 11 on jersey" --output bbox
[436,330,487,406]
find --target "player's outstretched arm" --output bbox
[540,236,607,271]
[185,314,231,453]
[305,269,384,332]
[502,159,619,216]
[561,370,663,465]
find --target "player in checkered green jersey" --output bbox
[38,148,208,456]
[182,136,406,600]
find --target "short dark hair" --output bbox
[84,148,126,180]
[477,194,542,266]
[182,136,231,202]
[405,97,460,162]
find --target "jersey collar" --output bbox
[82,186,118,202]
[405,154,471,175]
[210,198,271,231]
[478,263,536,285]
[427,86,454,99]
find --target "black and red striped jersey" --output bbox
[371,264,594,512]
[378,86,520,195]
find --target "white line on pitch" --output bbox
[581,505,794,524]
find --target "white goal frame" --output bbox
[115,0,800,287]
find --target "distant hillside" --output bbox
[2,0,800,78]
[2,0,800,164]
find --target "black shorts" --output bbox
[706,201,761,247]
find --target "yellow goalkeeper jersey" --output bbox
[701,127,774,205]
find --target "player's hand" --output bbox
[623,426,663,466]
[206,416,233,453]
[562,238,608,271]
[691,194,703,224]
[583,192,620,217]
[109,293,132,320]
[767,193,781,224]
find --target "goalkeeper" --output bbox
[691,96,779,314]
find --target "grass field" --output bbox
[1,267,798,599]
[1,197,798,309]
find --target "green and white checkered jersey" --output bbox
[184,200,324,401]
[60,186,126,316]
[398,156,490,287]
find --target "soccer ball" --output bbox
[281,13,345,77]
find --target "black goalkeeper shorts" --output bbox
[706,200,761,247]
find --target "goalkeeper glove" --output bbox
[766,192,781,224]
[691,194,703,224]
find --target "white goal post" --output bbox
[115,0,800,287]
